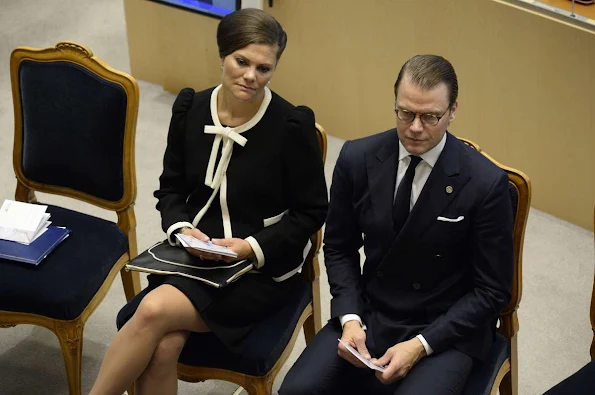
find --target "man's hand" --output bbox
[181,228,222,261]
[371,337,426,384]
[338,321,370,368]
[211,238,255,262]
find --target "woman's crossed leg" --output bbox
[90,285,210,395]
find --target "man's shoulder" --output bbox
[342,129,397,156]
[336,129,397,170]
[349,128,396,146]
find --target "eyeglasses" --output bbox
[394,106,450,127]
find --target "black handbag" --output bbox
[125,241,254,288]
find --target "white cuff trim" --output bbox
[166,221,194,246]
[339,314,367,330]
[416,334,433,356]
[245,236,265,269]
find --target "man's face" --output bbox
[395,76,457,156]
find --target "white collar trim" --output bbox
[191,85,272,230]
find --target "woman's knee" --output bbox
[131,292,170,331]
[130,285,206,334]
[146,331,190,371]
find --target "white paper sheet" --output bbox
[0,200,50,244]
[175,233,238,258]
[338,338,386,372]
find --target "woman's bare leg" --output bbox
[135,330,190,395]
[90,285,209,395]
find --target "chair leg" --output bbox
[120,268,141,301]
[245,375,273,395]
[55,320,85,395]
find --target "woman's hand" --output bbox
[211,238,255,262]
[181,227,223,261]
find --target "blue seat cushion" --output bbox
[462,333,511,395]
[116,278,312,377]
[0,204,128,320]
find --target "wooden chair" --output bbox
[172,123,327,395]
[122,123,327,395]
[99,122,324,395]
[458,138,531,395]
[0,41,141,395]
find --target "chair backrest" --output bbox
[458,138,531,342]
[10,41,139,212]
[301,123,327,285]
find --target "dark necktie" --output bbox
[393,155,422,233]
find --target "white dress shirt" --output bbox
[340,133,448,356]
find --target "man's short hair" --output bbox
[394,55,458,108]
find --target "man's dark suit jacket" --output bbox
[324,130,514,361]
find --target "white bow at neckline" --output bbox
[191,84,272,231]
[203,126,247,190]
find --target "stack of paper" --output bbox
[0,200,51,245]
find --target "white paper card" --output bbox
[175,233,238,258]
[16,222,50,245]
[0,200,49,244]
[338,338,386,372]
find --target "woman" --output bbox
[90,8,328,395]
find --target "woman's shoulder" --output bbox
[269,91,315,126]
[172,86,215,114]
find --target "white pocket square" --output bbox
[437,215,465,223]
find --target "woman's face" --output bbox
[221,43,278,103]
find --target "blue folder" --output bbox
[0,226,71,265]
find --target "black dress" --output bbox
[118,85,328,352]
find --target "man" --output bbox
[280,55,513,394]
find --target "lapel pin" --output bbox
[446,186,453,194]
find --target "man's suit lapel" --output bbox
[379,133,471,268]
[365,131,399,245]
